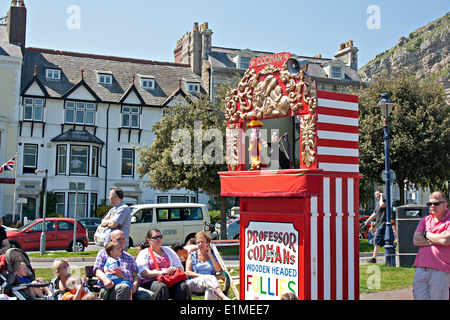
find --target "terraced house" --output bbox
[2,2,208,221]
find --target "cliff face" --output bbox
[359,13,449,83]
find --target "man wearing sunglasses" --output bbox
[412,191,450,300]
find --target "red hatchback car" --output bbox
[6,218,89,252]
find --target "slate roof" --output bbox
[51,129,104,145]
[21,48,205,106]
[0,25,22,58]
[207,46,362,82]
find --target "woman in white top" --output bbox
[136,229,190,300]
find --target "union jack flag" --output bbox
[0,155,15,173]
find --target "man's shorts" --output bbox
[374,223,386,246]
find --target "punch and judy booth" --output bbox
[219,52,360,300]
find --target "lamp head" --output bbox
[375,93,397,118]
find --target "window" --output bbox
[134,209,153,223]
[172,196,188,203]
[58,220,74,231]
[157,196,169,204]
[56,193,65,215]
[121,106,140,128]
[29,221,55,232]
[186,83,200,94]
[141,78,155,90]
[91,147,98,176]
[98,74,112,85]
[90,194,98,216]
[240,57,251,69]
[57,145,67,175]
[70,146,89,175]
[58,145,99,176]
[23,97,44,121]
[121,149,134,177]
[332,66,342,78]
[23,144,37,174]
[46,68,61,80]
[65,101,96,125]
[68,193,87,218]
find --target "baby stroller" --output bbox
[0,248,52,300]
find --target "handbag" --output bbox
[148,248,187,287]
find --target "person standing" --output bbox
[101,187,132,249]
[412,191,450,300]
[364,190,386,263]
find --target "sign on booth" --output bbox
[244,221,299,300]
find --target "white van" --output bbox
[94,203,211,247]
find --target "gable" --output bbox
[23,81,46,97]
[65,84,97,101]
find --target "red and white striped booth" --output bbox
[220,53,360,300]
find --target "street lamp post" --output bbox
[35,169,48,256]
[375,93,397,267]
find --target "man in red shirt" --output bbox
[413,191,450,300]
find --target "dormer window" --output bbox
[187,83,200,93]
[331,66,342,79]
[46,68,61,80]
[95,70,113,85]
[139,75,155,90]
[240,57,251,69]
[321,60,345,80]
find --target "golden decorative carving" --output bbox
[300,114,316,167]
[224,55,318,170]
[226,126,240,171]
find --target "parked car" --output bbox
[215,217,240,240]
[94,203,211,247]
[6,218,89,252]
[78,217,102,242]
[2,225,17,232]
[359,215,370,239]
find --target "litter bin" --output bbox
[396,204,428,266]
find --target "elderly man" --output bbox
[93,230,154,300]
[413,191,450,300]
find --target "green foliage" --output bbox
[358,71,450,204]
[209,210,221,225]
[135,93,227,196]
[94,205,113,218]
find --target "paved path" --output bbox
[360,287,413,300]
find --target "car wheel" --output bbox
[9,241,20,249]
[68,241,85,252]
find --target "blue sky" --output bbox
[1,0,448,68]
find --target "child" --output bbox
[63,274,90,300]
[368,222,376,245]
[13,261,50,298]
[104,242,132,299]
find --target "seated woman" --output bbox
[185,231,230,300]
[49,258,72,300]
[136,229,190,300]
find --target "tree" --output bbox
[358,72,450,205]
[135,93,229,236]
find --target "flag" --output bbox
[0,155,15,173]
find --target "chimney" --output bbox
[199,22,213,60]
[173,22,204,75]
[334,40,358,70]
[7,0,27,54]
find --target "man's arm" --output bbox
[413,232,433,247]
[424,232,450,246]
